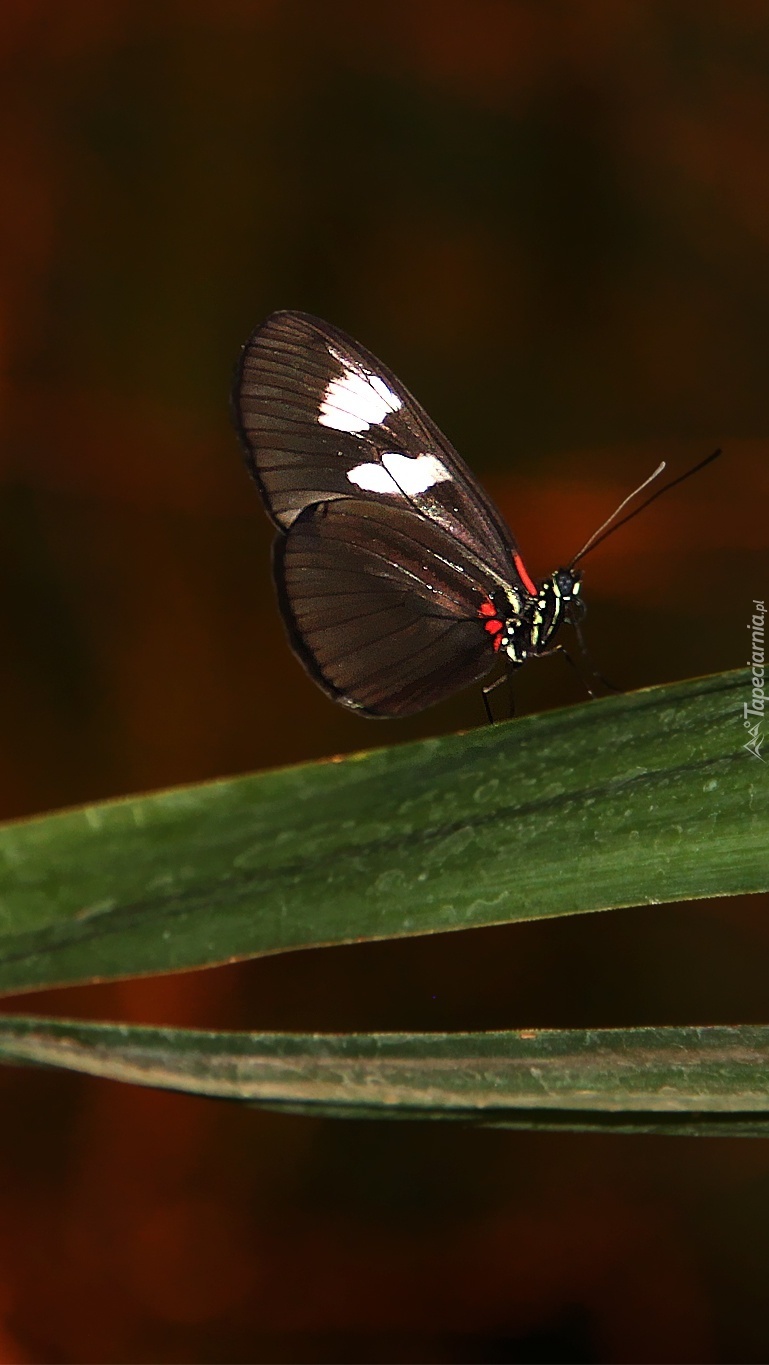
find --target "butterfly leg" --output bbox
[538,643,598,698]
[568,613,622,694]
[482,667,515,724]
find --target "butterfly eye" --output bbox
[555,568,580,598]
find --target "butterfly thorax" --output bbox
[495,567,581,666]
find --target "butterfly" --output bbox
[232,311,718,719]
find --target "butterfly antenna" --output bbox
[569,448,722,569]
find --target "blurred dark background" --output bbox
[0,2,766,1361]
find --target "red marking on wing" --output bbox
[480,597,504,652]
[513,553,537,597]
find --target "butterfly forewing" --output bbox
[274,500,496,716]
[233,310,519,583]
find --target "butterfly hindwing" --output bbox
[274,499,497,716]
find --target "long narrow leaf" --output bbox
[0,670,762,995]
[1,1016,769,1134]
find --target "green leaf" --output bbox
[2,1016,769,1135]
[0,669,762,995]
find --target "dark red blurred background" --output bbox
[0,3,767,1361]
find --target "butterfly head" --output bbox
[555,566,582,599]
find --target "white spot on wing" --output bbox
[383,452,450,494]
[347,462,400,493]
[318,349,402,433]
[348,452,451,496]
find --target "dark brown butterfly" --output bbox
[232,311,719,718]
